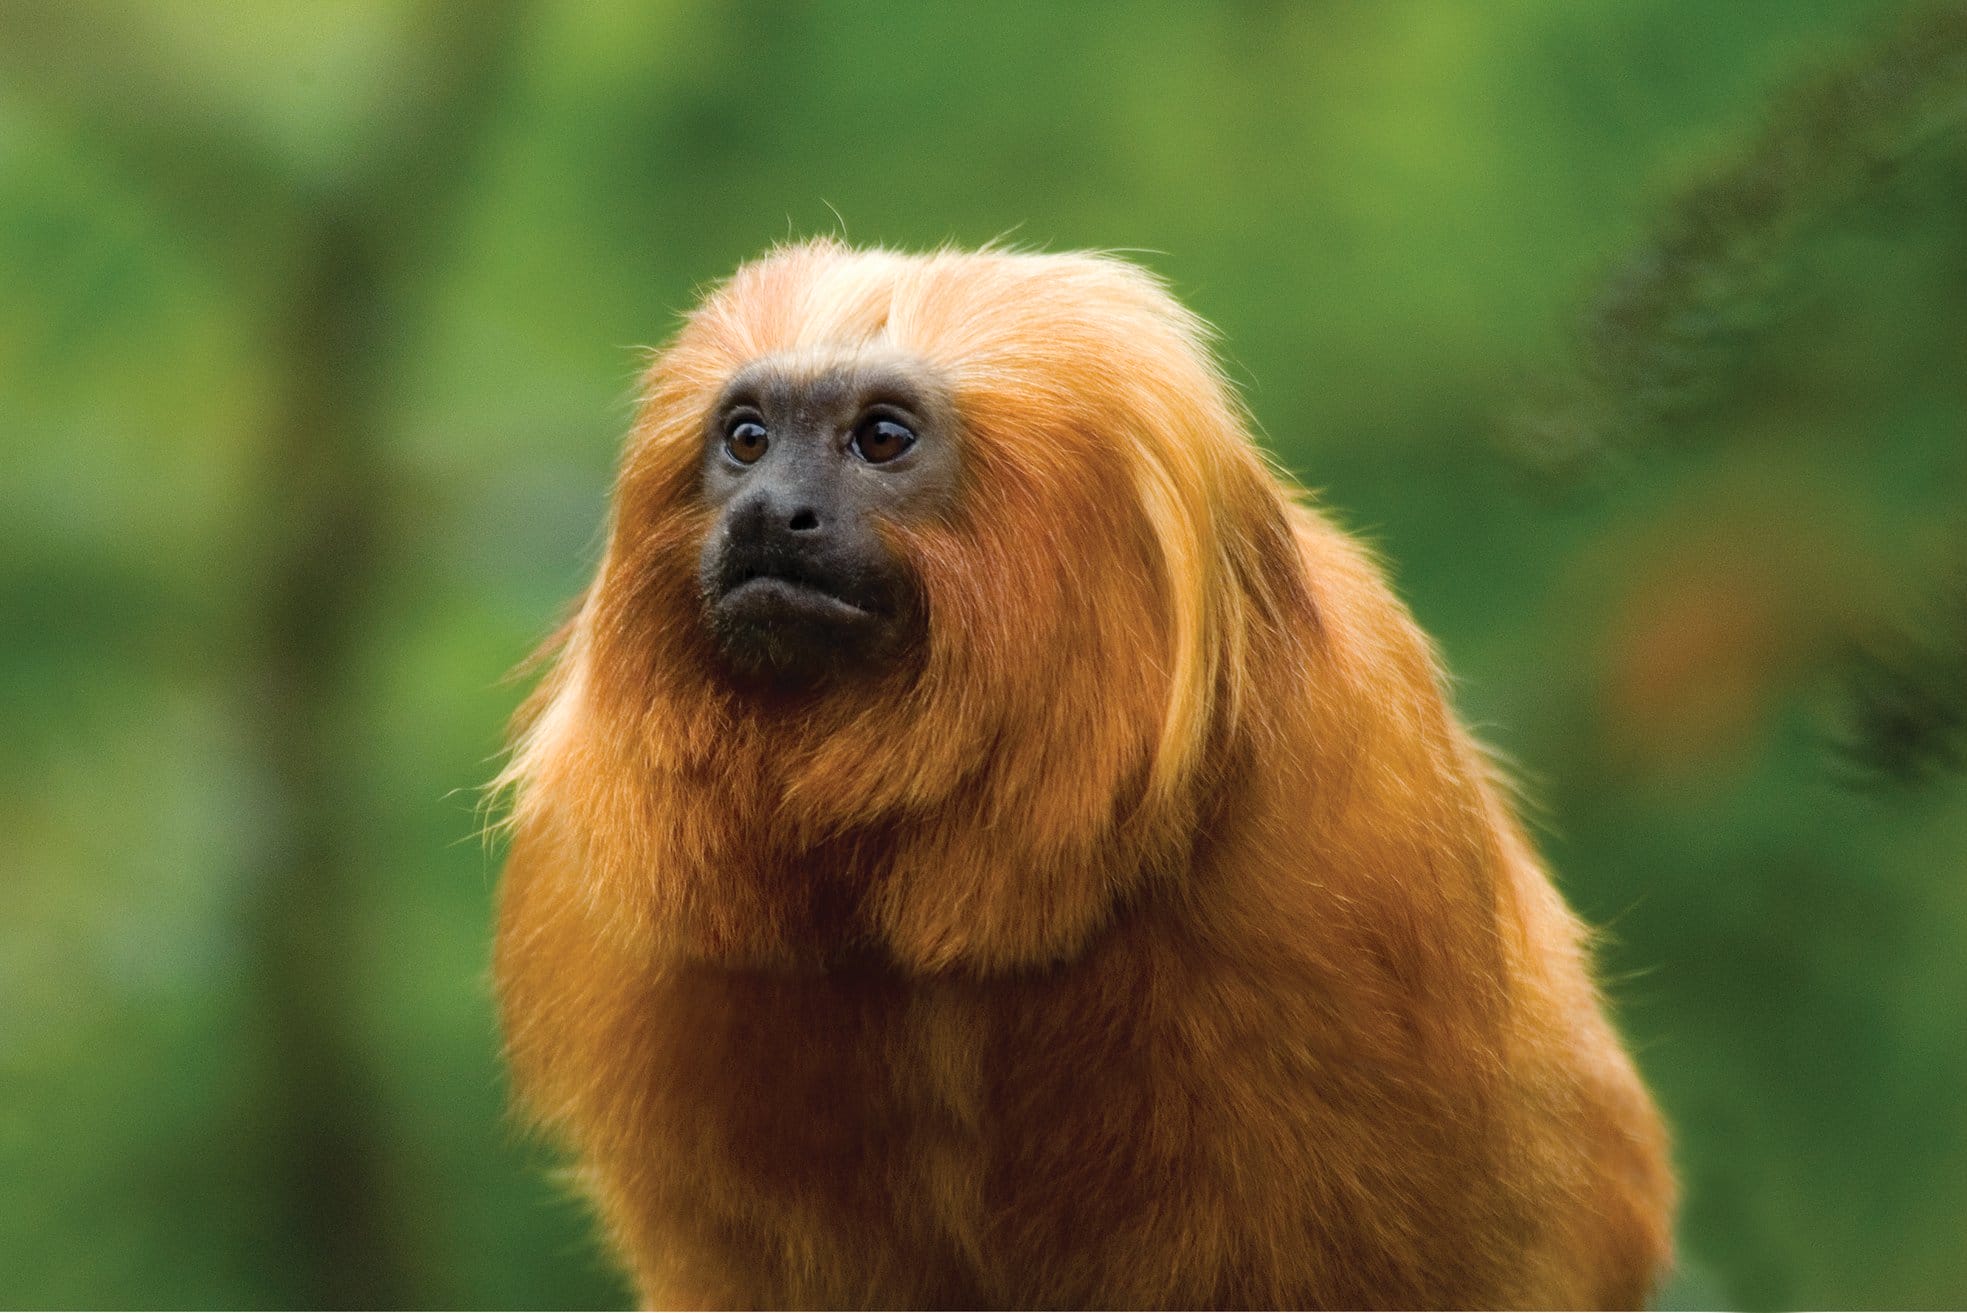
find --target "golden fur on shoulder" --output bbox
[494,240,1674,1308]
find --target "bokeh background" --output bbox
[4,2,1965,1308]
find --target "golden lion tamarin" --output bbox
[493,241,1674,1309]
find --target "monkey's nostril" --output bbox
[788,509,819,532]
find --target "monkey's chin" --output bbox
[705,577,894,685]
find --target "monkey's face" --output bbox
[694,354,959,686]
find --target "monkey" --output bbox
[492,240,1675,1309]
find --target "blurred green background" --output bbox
[4,2,1965,1308]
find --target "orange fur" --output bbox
[493,241,1674,1308]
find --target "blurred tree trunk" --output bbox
[0,4,524,1302]
[240,9,527,1305]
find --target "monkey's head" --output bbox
[502,241,1314,971]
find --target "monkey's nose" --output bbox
[726,490,828,544]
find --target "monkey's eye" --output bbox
[724,419,769,465]
[851,416,916,465]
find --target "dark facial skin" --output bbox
[696,356,959,686]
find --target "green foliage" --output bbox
[1515,2,1967,792]
[1839,577,1967,787]
[1518,3,1967,479]
[2,2,1963,1309]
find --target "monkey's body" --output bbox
[494,244,1673,1309]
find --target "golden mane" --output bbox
[496,240,1314,970]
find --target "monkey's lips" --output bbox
[702,555,903,680]
[719,572,875,622]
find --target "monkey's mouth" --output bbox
[701,546,909,682]
[722,571,874,620]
